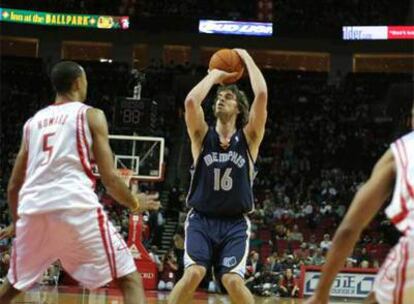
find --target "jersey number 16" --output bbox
[213,168,233,191]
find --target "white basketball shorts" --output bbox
[7,207,136,290]
[374,236,414,304]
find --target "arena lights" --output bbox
[0,7,129,29]
[199,20,273,36]
[343,26,414,40]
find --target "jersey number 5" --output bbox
[41,132,56,166]
[213,168,233,191]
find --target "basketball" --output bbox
[209,49,244,84]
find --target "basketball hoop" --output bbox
[117,168,134,188]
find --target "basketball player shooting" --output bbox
[306,102,414,304]
[167,49,267,304]
[0,61,160,304]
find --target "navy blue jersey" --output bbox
[187,128,257,217]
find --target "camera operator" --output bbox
[158,249,178,291]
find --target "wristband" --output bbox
[131,198,140,213]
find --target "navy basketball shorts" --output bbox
[184,209,251,279]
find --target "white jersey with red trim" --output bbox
[387,131,414,236]
[18,101,100,215]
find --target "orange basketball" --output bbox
[209,49,244,84]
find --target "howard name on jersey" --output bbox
[18,102,100,216]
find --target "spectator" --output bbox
[0,251,10,281]
[250,231,264,251]
[373,259,381,268]
[279,268,300,298]
[335,203,346,218]
[303,201,313,217]
[246,257,281,297]
[246,251,263,278]
[287,224,304,242]
[273,205,285,220]
[282,254,297,271]
[345,258,356,268]
[320,234,332,251]
[266,253,284,275]
[294,242,310,261]
[309,248,325,266]
[274,224,288,240]
[42,262,61,286]
[356,247,372,266]
[360,260,370,268]
[0,230,9,248]
[308,234,318,251]
[158,249,178,291]
[319,201,332,215]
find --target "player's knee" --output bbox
[183,265,206,287]
[221,273,243,292]
[117,271,143,288]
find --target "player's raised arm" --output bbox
[87,108,159,212]
[306,149,395,304]
[185,69,238,161]
[185,70,238,145]
[234,49,268,146]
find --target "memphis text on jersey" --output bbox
[203,151,246,168]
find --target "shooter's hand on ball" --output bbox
[233,48,250,60]
[208,69,238,85]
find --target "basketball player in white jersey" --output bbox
[0,61,160,304]
[306,102,414,304]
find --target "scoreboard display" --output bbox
[113,97,158,133]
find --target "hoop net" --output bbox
[117,168,134,187]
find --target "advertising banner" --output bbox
[199,19,273,36]
[300,266,377,299]
[0,7,129,29]
[343,26,414,40]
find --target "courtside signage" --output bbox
[199,19,273,36]
[343,26,414,40]
[0,7,129,29]
[302,269,377,298]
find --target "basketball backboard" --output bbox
[93,135,165,181]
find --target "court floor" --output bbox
[10,286,363,304]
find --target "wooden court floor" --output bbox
[10,286,362,304]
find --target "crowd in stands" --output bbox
[0,55,411,297]
[1,0,411,28]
